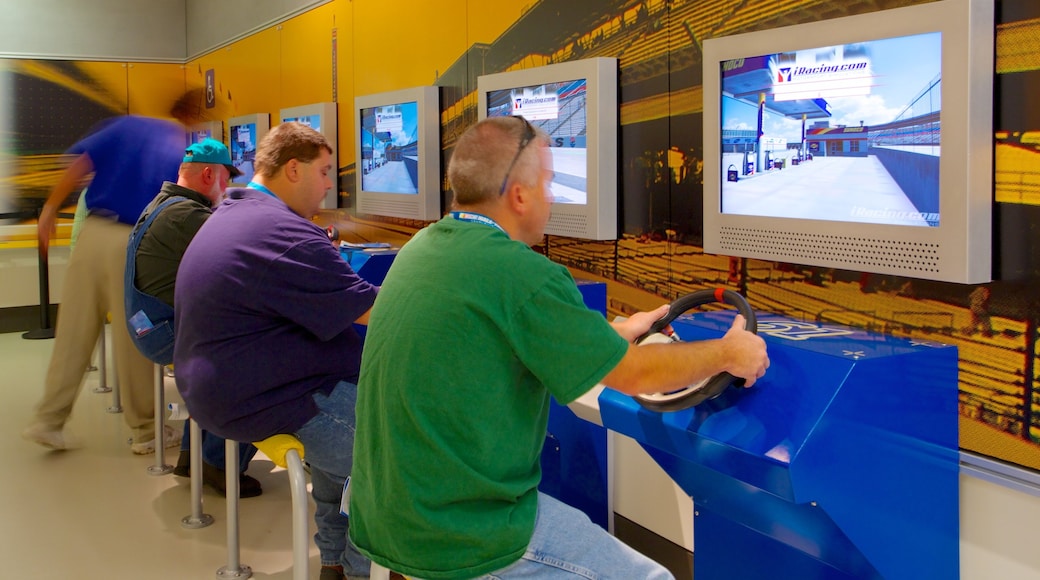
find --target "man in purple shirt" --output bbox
[174,122,377,580]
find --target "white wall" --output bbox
[0,0,329,62]
[961,473,1040,577]
[0,0,186,62]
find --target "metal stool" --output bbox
[218,435,309,580]
[165,403,214,529]
[91,325,123,413]
[147,363,173,475]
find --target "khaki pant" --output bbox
[33,215,156,442]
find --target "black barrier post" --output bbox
[22,239,55,339]
[20,208,73,340]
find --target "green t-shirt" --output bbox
[349,216,628,579]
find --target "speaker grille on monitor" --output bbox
[358,198,416,218]
[546,213,590,238]
[718,226,941,273]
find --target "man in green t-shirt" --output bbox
[350,116,770,579]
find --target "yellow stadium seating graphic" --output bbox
[997,17,1040,74]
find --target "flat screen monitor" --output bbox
[354,86,441,220]
[703,0,993,284]
[227,114,270,186]
[187,121,223,147]
[280,102,338,208]
[478,57,618,240]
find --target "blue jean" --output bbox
[179,427,256,473]
[476,493,673,580]
[294,381,370,577]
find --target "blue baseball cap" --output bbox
[184,138,242,177]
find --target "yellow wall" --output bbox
[183,0,538,196]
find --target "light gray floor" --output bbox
[0,328,315,579]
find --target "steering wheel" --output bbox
[633,288,757,412]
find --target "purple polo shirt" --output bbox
[173,187,377,442]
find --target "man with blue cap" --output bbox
[126,138,262,497]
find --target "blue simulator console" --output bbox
[340,245,398,286]
[342,245,398,338]
[540,278,610,529]
[598,312,959,579]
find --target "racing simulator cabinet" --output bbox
[540,279,612,528]
[570,295,960,579]
[342,243,398,338]
[340,242,397,286]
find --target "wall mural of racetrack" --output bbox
[2,0,1040,474]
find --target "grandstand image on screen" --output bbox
[486,78,589,205]
[720,32,942,228]
[359,101,420,195]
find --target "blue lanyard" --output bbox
[450,211,504,233]
[247,181,277,198]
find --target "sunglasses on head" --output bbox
[498,116,536,195]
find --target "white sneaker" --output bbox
[130,425,180,455]
[22,423,74,450]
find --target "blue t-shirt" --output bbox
[173,187,378,442]
[71,115,185,225]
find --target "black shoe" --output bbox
[173,450,190,477]
[173,455,263,498]
[201,462,263,498]
[319,565,345,580]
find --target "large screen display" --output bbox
[353,87,441,221]
[719,32,941,228]
[359,101,420,195]
[230,122,257,184]
[486,79,589,205]
[702,0,992,284]
[227,114,269,187]
[477,57,618,240]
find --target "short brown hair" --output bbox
[254,122,334,178]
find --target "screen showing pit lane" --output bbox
[229,123,256,184]
[486,78,589,205]
[359,101,420,195]
[720,31,941,227]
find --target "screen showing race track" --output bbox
[359,101,420,195]
[720,31,941,227]
[229,122,257,184]
[486,78,589,205]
